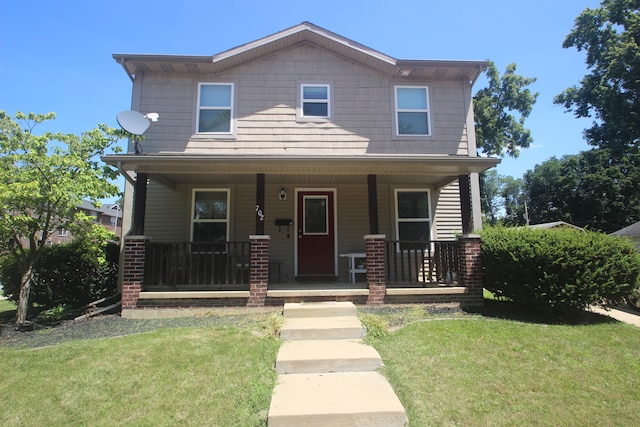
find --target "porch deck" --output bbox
[137,282,469,300]
[121,234,484,318]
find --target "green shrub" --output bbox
[36,305,71,322]
[0,235,118,311]
[481,226,640,314]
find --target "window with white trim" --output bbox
[191,189,230,242]
[395,86,430,135]
[395,189,431,247]
[300,84,330,118]
[197,83,234,133]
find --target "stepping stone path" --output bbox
[268,301,407,427]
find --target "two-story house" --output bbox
[104,22,499,318]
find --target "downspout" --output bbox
[117,162,136,186]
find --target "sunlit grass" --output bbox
[0,298,16,320]
[0,327,280,426]
[371,318,640,426]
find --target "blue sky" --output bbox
[1,0,602,189]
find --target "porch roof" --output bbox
[103,153,500,187]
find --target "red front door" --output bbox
[297,190,335,277]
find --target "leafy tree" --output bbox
[501,176,526,226]
[474,62,539,157]
[523,156,576,225]
[0,111,123,325]
[479,171,526,226]
[523,148,640,232]
[479,170,503,225]
[554,0,640,152]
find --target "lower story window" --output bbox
[395,189,431,248]
[191,189,229,242]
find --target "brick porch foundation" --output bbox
[248,235,270,307]
[120,233,484,316]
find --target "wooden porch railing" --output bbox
[385,240,459,286]
[144,241,250,289]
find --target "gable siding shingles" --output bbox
[136,45,472,157]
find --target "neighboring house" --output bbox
[20,200,122,246]
[611,221,640,249]
[103,23,500,318]
[528,221,584,232]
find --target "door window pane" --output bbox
[304,197,328,234]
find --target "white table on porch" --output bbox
[340,252,367,283]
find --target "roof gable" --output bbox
[113,22,488,83]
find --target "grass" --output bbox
[368,310,640,426]
[1,300,639,426]
[0,298,16,320]
[0,326,280,426]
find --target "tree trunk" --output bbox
[16,265,34,325]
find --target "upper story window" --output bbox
[395,86,430,136]
[197,83,234,134]
[298,83,332,122]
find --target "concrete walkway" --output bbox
[268,301,407,427]
[590,305,640,327]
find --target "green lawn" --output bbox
[371,317,640,426]
[0,298,16,320]
[1,303,639,426]
[0,327,280,426]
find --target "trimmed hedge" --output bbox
[0,239,118,311]
[482,226,640,314]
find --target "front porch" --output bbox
[121,234,483,318]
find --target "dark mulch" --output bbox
[1,300,617,349]
[0,308,282,349]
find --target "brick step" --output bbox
[275,339,382,374]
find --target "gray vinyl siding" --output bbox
[434,181,463,240]
[134,42,469,280]
[139,178,462,282]
[136,45,471,156]
[143,182,189,241]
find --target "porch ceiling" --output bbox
[103,154,500,187]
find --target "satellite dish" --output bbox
[117,110,151,136]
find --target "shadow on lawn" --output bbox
[463,298,619,326]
